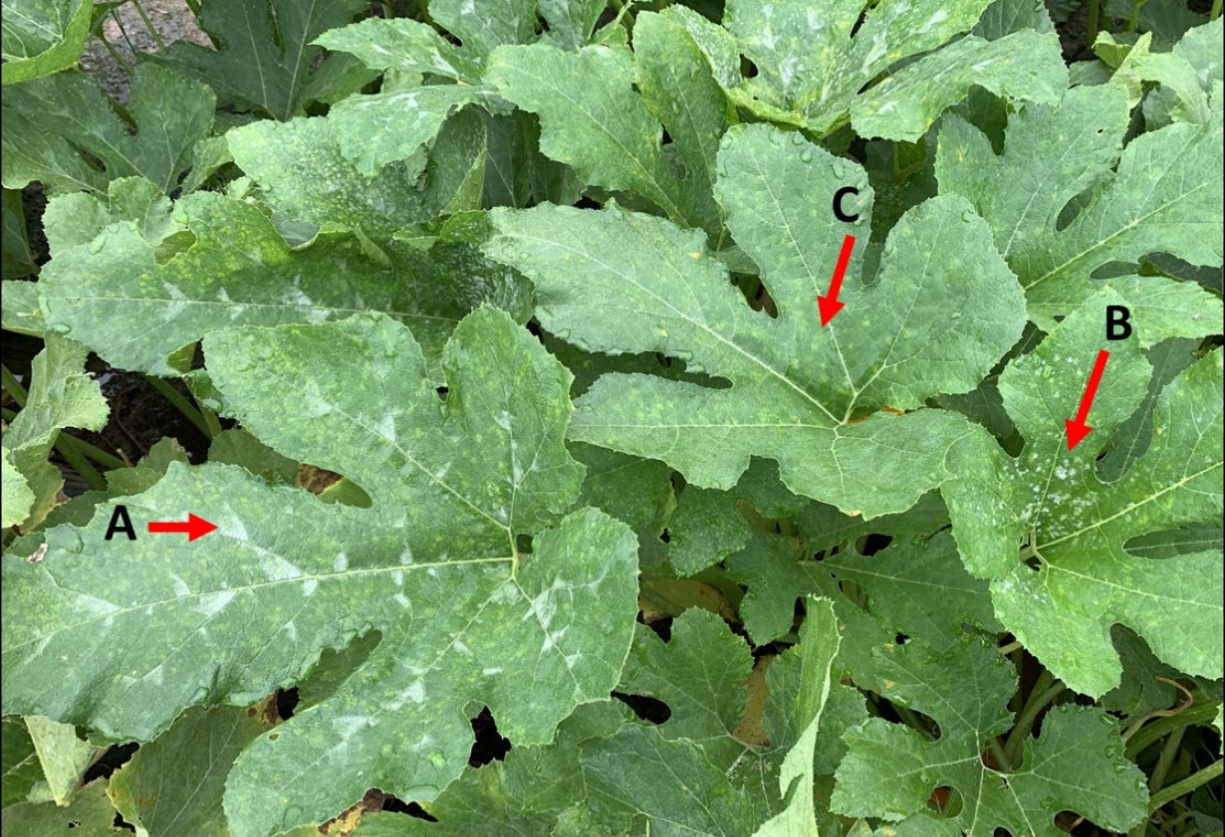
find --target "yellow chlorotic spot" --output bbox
[689,251,702,259]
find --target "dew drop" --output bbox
[961,209,978,223]
[832,159,847,178]
[790,132,806,146]
[88,235,107,255]
[799,149,814,163]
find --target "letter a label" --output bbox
[105,505,137,540]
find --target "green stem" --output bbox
[1126,702,1219,759]
[93,17,136,74]
[1004,670,1064,764]
[1148,759,1223,812]
[987,737,1012,772]
[2,363,29,406]
[59,433,126,470]
[895,705,935,740]
[199,402,223,438]
[1125,0,1148,32]
[1086,0,1100,48]
[607,0,635,26]
[998,640,1023,655]
[143,375,215,439]
[109,7,139,55]
[1148,726,1185,795]
[128,0,167,51]
[181,0,201,14]
[55,434,107,491]
[1212,0,1222,22]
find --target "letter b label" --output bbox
[1106,305,1132,341]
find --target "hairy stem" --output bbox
[1148,759,1223,812]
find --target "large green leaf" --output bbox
[486,123,1025,518]
[944,288,1224,697]
[0,0,91,85]
[153,0,371,120]
[0,64,215,196]
[486,8,729,238]
[37,190,529,376]
[2,309,639,837]
[937,83,1224,328]
[832,638,1147,835]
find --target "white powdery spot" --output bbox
[399,547,414,565]
[918,8,949,33]
[261,557,304,581]
[221,516,247,541]
[143,663,165,685]
[333,552,349,572]
[332,715,369,739]
[405,680,425,705]
[373,411,396,441]
[171,574,191,597]
[283,620,297,642]
[564,651,583,670]
[197,590,236,617]
[393,593,410,608]
[525,588,558,630]
[391,570,404,586]
[482,667,503,676]
[541,626,569,654]
[302,578,319,597]
[453,639,471,655]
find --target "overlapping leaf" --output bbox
[1,64,215,195]
[944,288,1224,696]
[153,0,371,120]
[228,108,489,238]
[937,80,1224,328]
[486,123,1025,517]
[0,0,92,84]
[1,334,107,530]
[832,637,1147,835]
[1,309,639,837]
[305,1,536,178]
[108,706,270,837]
[487,8,728,238]
[673,0,1065,140]
[36,186,529,376]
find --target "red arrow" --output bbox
[1065,349,1110,450]
[147,513,218,542]
[818,234,856,327]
